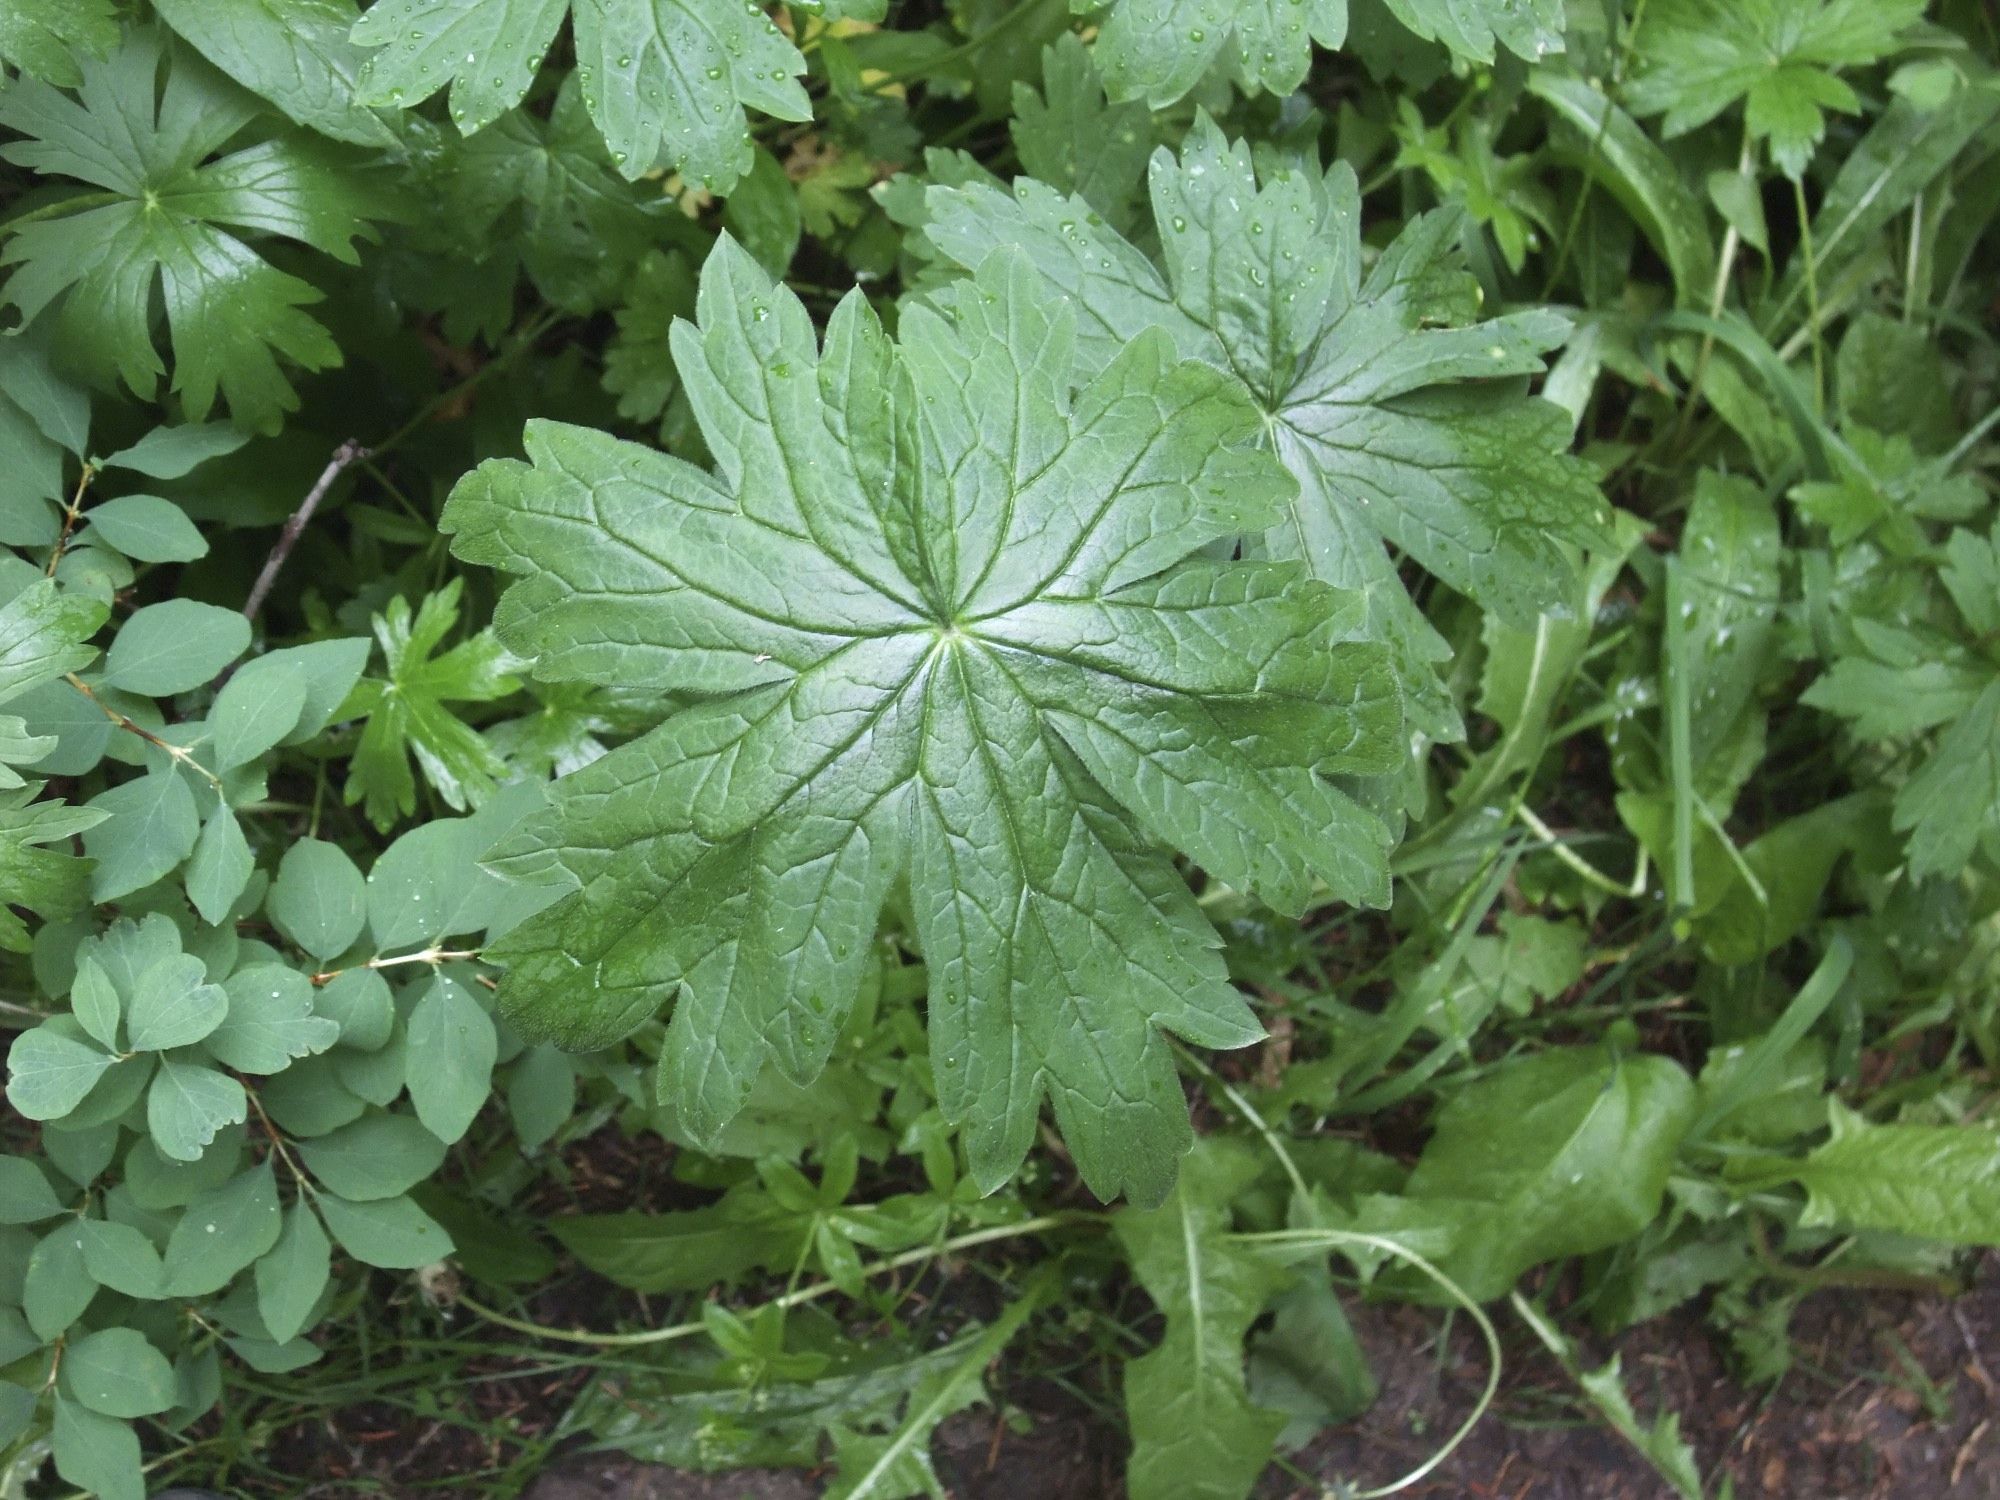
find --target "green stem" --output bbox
[454,1213,1091,1348]
[1793,172,1825,418]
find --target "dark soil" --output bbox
[514,1267,2000,1500]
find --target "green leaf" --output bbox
[1379,0,1564,64]
[69,954,120,1050]
[1673,472,1781,789]
[78,1219,167,1298]
[365,788,544,950]
[296,1111,447,1200]
[1115,1139,1288,1500]
[444,237,1402,1203]
[340,580,519,831]
[125,953,228,1051]
[0,577,106,705]
[825,1282,1048,1500]
[1526,71,1718,310]
[551,1190,809,1293]
[506,1045,576,1151]
[51,1395,142,1500]
[147,1055,248,1161]
[255,1202,332,1342]
[97,421,253,479]
[1348,1047,1697,1301]
[64,1328,177,1418]
[25,1219,96,1337]
[267,837,368,960]
[0,1153,64,1222]
[1786,1103,2000,1247]
[1626,0,1925,177]
[210,653,310,770]
[925,118,1605,742]
[161,1163,283,1296]
[404,975,497,1145]
[186,806,255,924]
[103,599,249,696]
[152,0,394,146]
[1087,0,1350,109]
[5,1025,114,1119]
[0,0,116,88]
[82,766,201,901]
[209,964,340,1073]
[722,146,803,277]
[1895,681,2000,880]
[0,30,384,430]
[1011,34,1153,228]
[316,1191,452,1268]
[351,0,810,191]
[81,494,208,563]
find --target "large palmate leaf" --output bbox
[349,0,881,191]
[0,30,383,431]
[445,237,1402,1204]
[1625,0,1926,177]
[925,117,1607,741]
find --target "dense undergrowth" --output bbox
[2,1,1999,1496]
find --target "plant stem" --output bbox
[64,674,223,790]
[1793,172,1825,418]
[454,1213,1091,1348]
[43,463,96,577]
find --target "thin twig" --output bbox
[44,463,96,576]
[65,673,222,790]
[242,439,370,623]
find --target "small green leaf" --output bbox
[340,581,518,830]
[64,1328,177,1418]
[185,806,255,924]
[296,1111,447,1200]
[5,1025,114,1119]
[404,976,496,1145]
[51,1394,142,1500]
[161,1164,283,1296]
[25,1219,96,1338]
[1346,1047,1697,1301]
[81,494,207,563]
[82,766,201,901]
[97,421,252,479]
[69,954,120,1050]
[317,1191,452,1268]
[0,1154,65,1223]
[146,1055,248,1161]
[268,838,368,960]
[208,964,339,1073]
[103,599,249,696]
[210,653,310,770]
[313,967,395,1051]
[125,953,227,1051]
[506,1045,576,1151]
[78,1219,168,1298]
[255,1203,332,1343]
